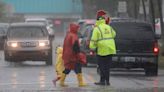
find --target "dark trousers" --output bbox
[63,63,82,74]
[97,55,112,83]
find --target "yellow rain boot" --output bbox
[60,73,68,87]
[77,73,86,87]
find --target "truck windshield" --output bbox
[111,22,154,40]
[8,27,46,38]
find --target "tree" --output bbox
[0,0,6,21]
[82,0,96,18]
[82,0,140,18]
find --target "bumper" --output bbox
[110,61,157,68]
[111,53,158,68]
[6,50,49,61]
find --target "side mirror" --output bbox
[2,35,7,39]
[155,23,162,39]
[49,34,55,39]
[49,24,53,28]
[155,19,159,24]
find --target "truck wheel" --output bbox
[4,51,10,61]
[46,50,53,66]
[145,64,158,76]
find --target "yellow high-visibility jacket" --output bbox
[89,19,116,56]
[55,47,64,77]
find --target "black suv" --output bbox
[109,20,159,76]
[4,23,53,65]
[81,19,159,76]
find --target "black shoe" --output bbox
[94,82,105,85]
[106,82,110,86]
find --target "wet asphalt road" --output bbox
[0,34,164,92]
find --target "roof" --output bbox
[25,18,47,21]
[78,19,96,25]
[10,22,46,27]
[0,23,10,27]
[110,18,149,24]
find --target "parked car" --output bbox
[4,23,53,65]
[109,19,159,76]
[25,18,55,38]
[0,23,9,50]
[78,19,96,37]
[77,19,96,66]
[25,18,52,26]
[81,18,160,76]
[80,24,96,65]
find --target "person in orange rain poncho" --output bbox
[60,23,87,87]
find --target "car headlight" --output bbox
[7,42,18,48]
[39,40,49,47]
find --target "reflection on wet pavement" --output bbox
[39,70,46,88]
[153,77,159,92]
[11,72,18,89]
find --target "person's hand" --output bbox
[79,38,82,45]
[90,50,96,56]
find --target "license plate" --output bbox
[21,42,36,47]
[124,57,135,62]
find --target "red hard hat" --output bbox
[96,10,107,18]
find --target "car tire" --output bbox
[145,67,158,76]
[145,65,158,76]
[0,45,3,50]
[145,57,158,76]
[4,51,10,61]
[46,49,53,66]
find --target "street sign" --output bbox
[118,1,127,13]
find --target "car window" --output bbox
[110,22,155,40]
[26,21,47,25]
[0,27,5,34]
[87,26,93,37]
[8,27,46,38]
[82,24,94,37]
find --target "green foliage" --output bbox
[0,0,6,20]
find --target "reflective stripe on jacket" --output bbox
[89,19,116,56]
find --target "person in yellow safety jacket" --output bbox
[89,10,116,86]
[52,46,65,86]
